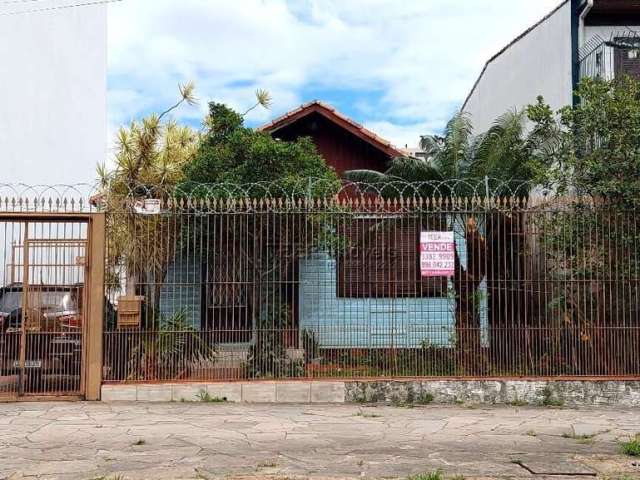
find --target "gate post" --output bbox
[85,213,105,400]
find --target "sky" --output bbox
[108,0,562,150]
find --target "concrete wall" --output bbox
[0,1,107,184]
[102,379,640,407]
[463,2,573,134]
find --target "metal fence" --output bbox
[0,215,89,398]
[580,31,640,81]
[101,194,640,383]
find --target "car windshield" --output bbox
[0,289,78,313]
[0,291,21,313]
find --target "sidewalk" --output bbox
[0,402,638,480]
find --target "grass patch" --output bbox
[408,471,444,480]
[562,432,595,445]
[620,435,640,457]
[407,471,465,480]
[257,460,278,468]
[526,430,537,437]
[415,392,434,405]
[508,399,528,407]
[540,387,564,407]
[195,390,227,403]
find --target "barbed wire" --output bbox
[0,178,555,213]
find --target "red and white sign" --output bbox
[420,231,455,277]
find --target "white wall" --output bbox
[463,2,573,134]
[0,2,107,185]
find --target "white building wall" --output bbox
[0,2,107,185]
[463,2,573,134]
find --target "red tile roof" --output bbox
[259,100,404,158]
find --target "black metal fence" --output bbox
[580,32,640,81]
[101,195,640,382]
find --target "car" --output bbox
[0,283,83,393]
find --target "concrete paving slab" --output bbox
[517,454,597,475]
[0,402,637,480]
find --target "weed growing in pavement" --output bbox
[620,435,640,457]
[561,431,595,445]
[408,470,444,480]
[195,390,227,403]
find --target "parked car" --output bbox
[0,283,83,392]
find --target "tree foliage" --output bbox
[182,102,340,197]
[549,76,640,204]
[98,85,199,314]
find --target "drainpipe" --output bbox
[579,0,594,48]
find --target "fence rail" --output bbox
[101,195,640,382]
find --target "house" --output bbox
[260,101,404,176]
[463,0,640,134]
[158,104,486,354]
[259,103,486,350]
[0,1,107,184]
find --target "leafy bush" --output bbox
[245,302,304,379]
[126,310,216,381]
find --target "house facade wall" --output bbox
[0,3,107,184]
[463,2,573,134]
[273,113,391,175]
[299,229,489,349]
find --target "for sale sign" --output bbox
[420,231,455,277]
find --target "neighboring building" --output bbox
[0,1,107,184]
[260,101,403,175]
[462,0,640,134]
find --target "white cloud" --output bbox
[107,0,562,148]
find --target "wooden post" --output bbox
[84,213,105,401]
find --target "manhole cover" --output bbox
[515,455,597,476]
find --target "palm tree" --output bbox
[344,112,475,196]
[97,83,199,326]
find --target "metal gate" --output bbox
[0,214,105,400]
